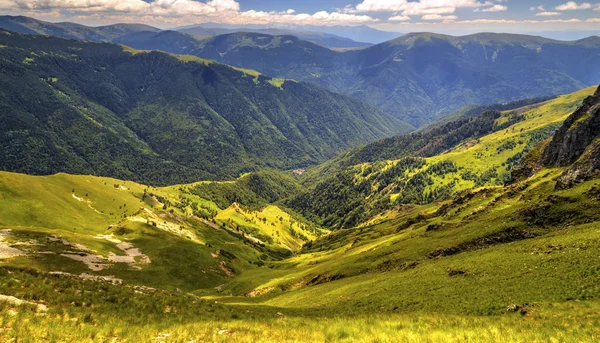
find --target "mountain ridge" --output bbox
[115,29,600,126]
[0,30,410,185]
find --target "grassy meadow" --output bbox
[1,87,600,341]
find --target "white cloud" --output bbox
[536,11,562,16]
[529,5,545,11]
[476,4,507,12]
[402,6,456,15]
[356,0,407,12]
[355,0,484,13]
[388,14,410,21]
[6,0,241,15]
[0,0,379,26]
[421,14,457,21]
[387,18,584,25]
[555,1,592,10]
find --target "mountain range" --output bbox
[3,13,600,342]
[175,22,401,44]
[2,15,599,128]
[0,15,374,49]
[113,29,600,127]
[170,31,600,126]
[0,30,408,185]
[177,26,372,49]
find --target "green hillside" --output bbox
[288,86,596,228]
[0,169,321,291]
[3,16,600,127]
[0,30,409,185]
[115,30,600,127]
[2,86,600,341]
[0,15,160,41]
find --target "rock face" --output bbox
[540,86,600,188]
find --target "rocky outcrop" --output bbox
[539,86,600,188]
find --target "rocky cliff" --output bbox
[539,86,600,188]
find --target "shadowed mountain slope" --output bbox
[0,30,409,185]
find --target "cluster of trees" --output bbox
[189,170,303,210]
[288,159,464,229]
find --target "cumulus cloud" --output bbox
[536,11,562,16]
[356,0,484,13]
[387,18,585,26]
[421,14,457,21]
[555,1,592,10]
[0,0,378,26]
[388,15,410,21]
[479,4,507,12]
[529,5,545,11]
[4,0,241,15]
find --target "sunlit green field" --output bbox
[1,88,600,341]
[2,265,600,343]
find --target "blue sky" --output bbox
[1,0,599,33]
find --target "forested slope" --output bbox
[0,30,409,185]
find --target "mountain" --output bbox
[3,86,600,342]
[0,15,372,49]
[530,31,600,41]
[176,22,400,44]
[539,86,600,188]
[299,24,401,44]
[0,15,160,41]
[114,31,345,84]
[0,30,410,185]
[5,16,599,127]
[289,86,597,228]
[115,31,600,127]
[178,26,372,49]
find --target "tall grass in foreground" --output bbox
[2,305,599,342]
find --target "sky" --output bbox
[1,0,599,33]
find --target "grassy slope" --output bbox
[0,171,320,292]
[223,168,600,317]
[2,267,599,342]
[2,168,600,341]
[289,86,596,229]
[2,88,600,341]
[215,87,600,315]
[429,86,596,173]
[384,86,595,198]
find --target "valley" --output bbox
[2,16,599,128]
[1,82,600,341]
[1,9,600,342]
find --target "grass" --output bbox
[221,168,600,315]
[121,45,288,88]
[1,87,600,340]
[429,86,596,174]
[1,266,600,342]
[2,167,600,341]
[340,86,596,209]
[215,204,322,252]
[1,267,600,342]
[0,171,298,291]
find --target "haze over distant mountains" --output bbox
[0,15,379,49]
[177,26,373,49]
[1,15,599,128]
[115,30,600,126]
[0,29,409,185]
[175,22,400,45]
